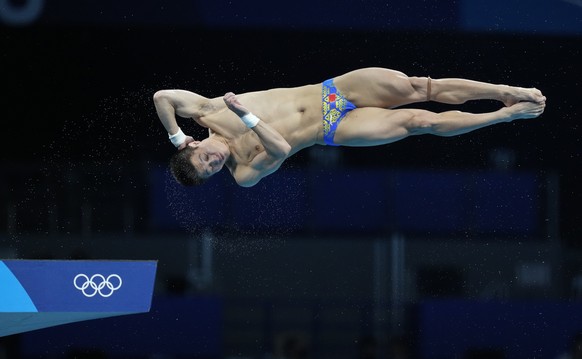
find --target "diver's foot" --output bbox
[504,100,546,121]
[501,85,546,107]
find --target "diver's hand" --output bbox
[223,92,250,118]
[177,136,195,150]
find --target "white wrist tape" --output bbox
[168,127,186,147]
[241,113,260,128]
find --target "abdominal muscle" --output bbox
[237,84,323,154]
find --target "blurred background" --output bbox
[1,0,581,358]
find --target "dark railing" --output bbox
[1,161,558,241]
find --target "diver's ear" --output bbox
[177,137,197,150]
[187,140,201,148]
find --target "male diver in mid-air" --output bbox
[153,67,546,187]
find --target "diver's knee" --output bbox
[407,111,438,135]
[409,76,431,101]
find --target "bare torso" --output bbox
[195,84,323,167]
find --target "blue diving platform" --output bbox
[0,259,157,337]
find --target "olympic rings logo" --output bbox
[73,274,123,298]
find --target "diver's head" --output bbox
[169,139,228,186]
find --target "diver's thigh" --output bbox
[333,107,413,146]
[334,68,418,108]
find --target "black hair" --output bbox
[169,146,208,186]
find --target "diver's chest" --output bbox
[235,132,264,163]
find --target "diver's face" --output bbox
[188,139,228,178]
